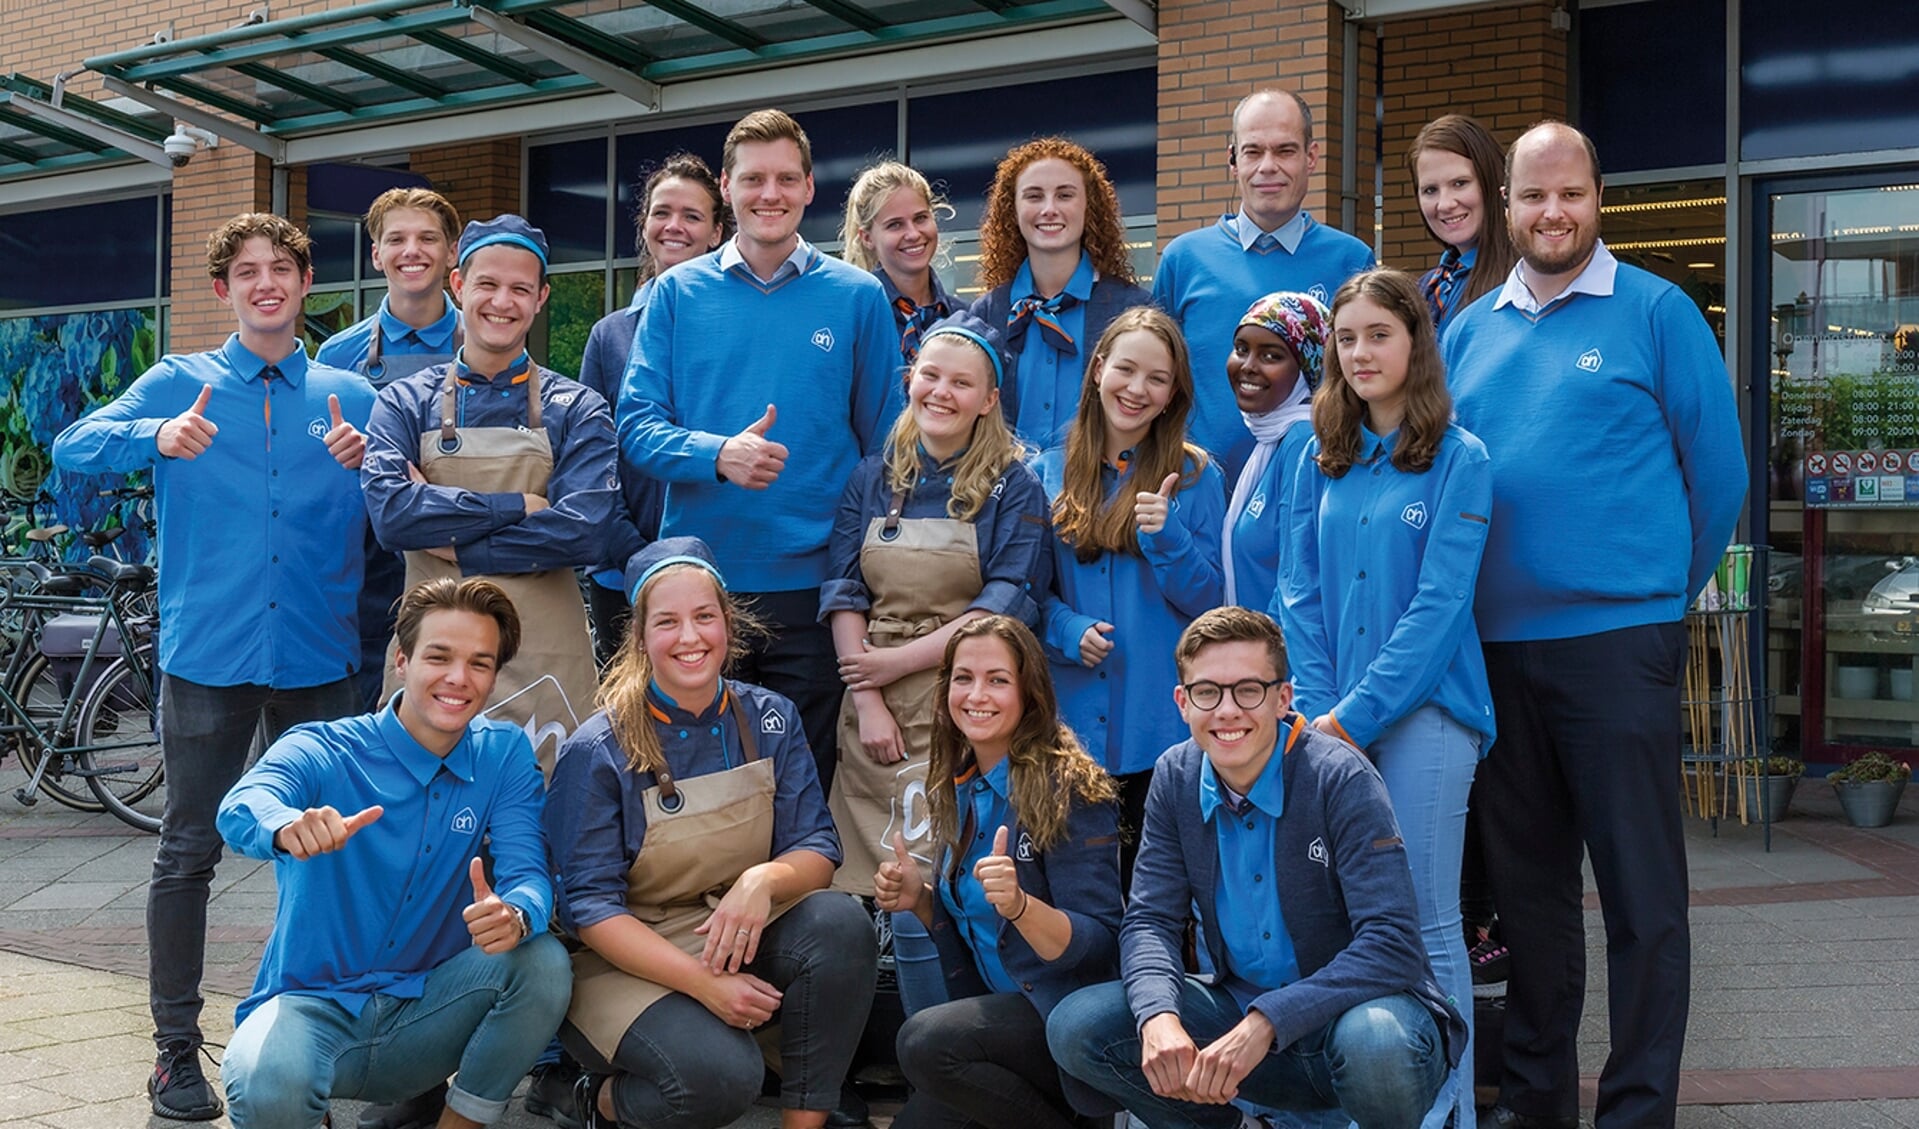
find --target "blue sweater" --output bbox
[1278,425,1496,750]
[579,285,663,587]
[618,244,903,591]
[1442,263,1747,641]
[1036,450,1226,777]
[1122,728,1465,1063]
[1152,215,1374,475]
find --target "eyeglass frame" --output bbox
[1178,677,1285,712]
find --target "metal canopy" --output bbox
[0,73,172,180]
[81,0,1119,143]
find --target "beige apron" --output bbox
[566,699,815,1061]
[381,367,599,776]
[829,491,983,895]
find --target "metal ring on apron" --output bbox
[438,433,463,455]
[878,488,908,542]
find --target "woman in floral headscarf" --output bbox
[1218,290,1330,609]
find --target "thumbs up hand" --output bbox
[973,824,1028,920]
[273,804,382,860]
[716,404,788,490]
[873,831,926,915]
[157,385,220,460]
[463,856,525,954]
[1134,472,1182,535]
[322,393,366,470]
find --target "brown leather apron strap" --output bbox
[526,364,543,431]
[438,369,459,449]
[879,487,909,539]
[651,688,761,810]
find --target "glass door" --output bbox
[1762,172,1919,763]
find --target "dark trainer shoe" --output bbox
[525,1061,584,1129]
[357,1082,448,1129]
[1480,1106,1580,1129]
[149,1039,223,1121]
[572,1072,612,1129]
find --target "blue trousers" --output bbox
[223,934,572,1128]
[1046,979,1444,1129]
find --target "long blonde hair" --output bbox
[598,564,767,775]
[839,160,952,274]
[882,334,1025,521]
[927,616,1116,859]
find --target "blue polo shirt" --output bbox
[51,335,374,688]
[314,294,460,385]
[1006,253,1096,448]
[217,700,551,1024]
[937,756,1019,994]
[1200,716,1304,1006]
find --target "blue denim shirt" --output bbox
[937,757,1020,993]
[1200,717,1304,1006]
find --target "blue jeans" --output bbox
[223,934,571,1128]
[1046,979,1444,1129]
[891,910,948,1016]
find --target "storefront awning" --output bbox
[0,73,172,180]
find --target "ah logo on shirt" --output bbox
[991,478,1006,500]
[550,391,578,407]
[1401,501,1429,530]
[1246,492,1267,520]
[1576,348,1603,373]
[1307,836,1329,868]
[450,806,478,834]
[307,417,329,440]
[811,328,835,353]
[761,708,785,734]
[1309,284,1331,305]
[1016,831,1036,863]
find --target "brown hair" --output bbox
[1407,114,1516,310]
[723,108,812,177]
[597,564,768,776]
[927,616,1116,859]
[1174,606,1288,682]
[839,160,952,274]
[364,187,461,246]
[634,152,729,283]
[1313,269,1453,477]
[393,577,522,667]
[975,137,1136,292]
[205,213,312,280]
[1052,307,1207,562]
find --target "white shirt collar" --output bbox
[1235,209,1310,254]
[718,235,814,286]
[1493,240,1619,314]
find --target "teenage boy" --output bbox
[318,188,465,710]
[1046,607,1463,1129]
[52,212,376,1121]
[1153,89,1374,476]
[362,215,617,776]
[217,577,571,1129]
[618,107,901,790]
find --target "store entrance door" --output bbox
[1763,170,1919,765]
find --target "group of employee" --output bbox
[51,83,1746,1129]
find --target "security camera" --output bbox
[163,125,218,168]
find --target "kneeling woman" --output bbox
[875,615,1122,1129]
[546,537,875,1129]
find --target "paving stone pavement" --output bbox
[2,746,1916,1127]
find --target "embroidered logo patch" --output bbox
[450,806,477,834]
[1401,501,1429,529]
[1246,491,1267,520]
[1308,283,1331,305]
[1307,836,1329,868]
[761,708,785,734]
[991,478,1006,499]
[811,328,835,353]
[550,391,577,406]
[307,418,329,440]
[1016,831,1036,863]
[1576,348,1603,372]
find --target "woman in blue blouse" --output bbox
[1409,114,1517,335]
[546,537,874,1129]
[1277,269,1495,1129]
[841,160,959,364]
[874,615,1121,1129]
[1036,306,1224,876]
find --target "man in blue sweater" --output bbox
[1441,123,1746,1129]
[1046,607,1462,1129]
[619,108,901,791]
[1153,89,1375,477]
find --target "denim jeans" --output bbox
[150,673,360,1046]
[1046,979,1444,1129]
[222,934,572,1128]
[894,991,1077,1129]
[890,911,948,1017]
[558,893,876,1128]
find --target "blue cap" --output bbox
[625,536,726,606]
[458,215,550,270]
[920,310,1010,387]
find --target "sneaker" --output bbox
[1469,937,1511,986]
[572,1072,611,1129]
[149,1039,224,1121]
[356,1082,447,1129]
[525,1061,584,1129]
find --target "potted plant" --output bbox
[1743,755,1803,821]
[1829,752,1912,828]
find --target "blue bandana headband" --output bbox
[628,554,727,605]
[922,325,1006,387]
[459,232,549,270]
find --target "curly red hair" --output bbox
[974,137,1136,292]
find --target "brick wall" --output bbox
[165,144,273,353]
[409,140,523,229]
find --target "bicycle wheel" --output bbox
[10,652,107,811]
[76,649,164,833]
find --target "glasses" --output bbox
[1180,678,1283,711]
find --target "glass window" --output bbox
[308,213,361,286]
[1742,0,1919,162]
[614,121,732,259]
[528,137,611,265]
[1579,0,1725,172]
[531,270,606,379]
[302,290,361,355]
[0,197,160,310]
[1600,181,1727,342]
[793,101,902,245]
[307,163,431,217]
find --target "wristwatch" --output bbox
[510,904,531,939]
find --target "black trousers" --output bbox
[1478,622,1690,1129]
[736,587,841,793]
[893,992,1078,1129]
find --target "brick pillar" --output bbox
[1156,0,1365,251]
[167,144,274,353]
[408,139,523,227]
[1378,1,1569,270]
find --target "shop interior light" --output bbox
[1601,196,1728,214]
[1608,236,1727,250]
[1688,261,1717,268]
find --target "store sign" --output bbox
[1783,325,1919,508]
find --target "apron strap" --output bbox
[651,687,759,807]
[438,368,459,449]
[364,331,383,379]
[526,365,543,431]
[879,487,909,539]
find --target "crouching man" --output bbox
[1046,607,1464,1129]
[217,578,571,1128]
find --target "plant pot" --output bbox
[1742,774,1797,820]
[1833,778,1908,828]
